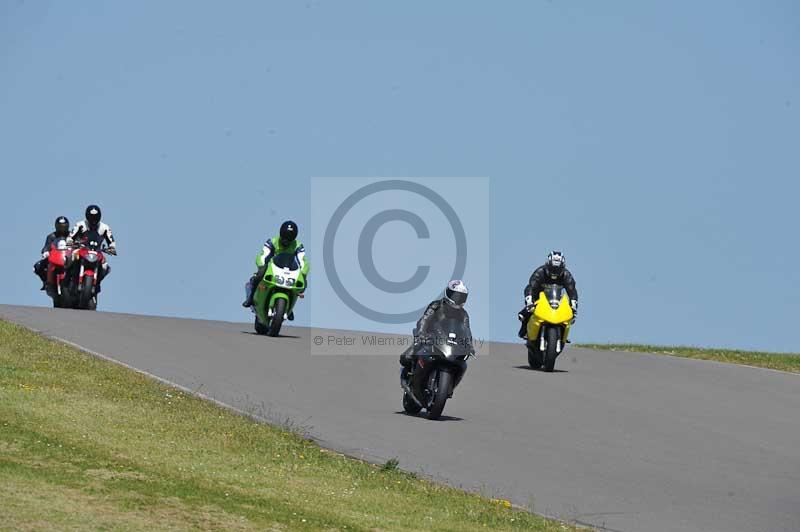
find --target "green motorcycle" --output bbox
[251,252,306,336]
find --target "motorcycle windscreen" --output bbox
[542,284,565,309]
[84,230,103,251]
[427,316,473,359]
[271,252,300,271]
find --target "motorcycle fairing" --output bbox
[527,288,573,342]
[253,252,306,326]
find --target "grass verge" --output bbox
[578,343,800,373]
[0,320,582,531]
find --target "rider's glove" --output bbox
[525,294,534,308]
[42,251,50,259]
[570,299,578,316]
[108,244,116,254]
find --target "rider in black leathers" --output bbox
[518,251,579,338]
[33,216,70,290]
[400,280,473,375]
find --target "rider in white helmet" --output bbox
[69,205,116,293]
[399,280,473,373]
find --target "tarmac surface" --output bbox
[2,304,798,532]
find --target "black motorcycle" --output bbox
[401,317,474,420]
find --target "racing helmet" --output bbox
[444,279,469,308]
[545,251,565,280]
[85,205,102,227]
[279,220,298,246]
[54,216,69,237]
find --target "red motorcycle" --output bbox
[70,234,115,310]
[46,238,74,308]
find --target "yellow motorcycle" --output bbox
[526,284,574,372]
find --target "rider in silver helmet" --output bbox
[399,280,472,374]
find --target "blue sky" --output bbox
[1,1,798,351]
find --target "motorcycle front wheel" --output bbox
[268,298,286,337]
[427,370,453,420]
[78,277,93,310]
[543,327,560,372]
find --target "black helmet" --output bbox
[545,250,565,280]
[444,279,469,309]
[54,216,70,237]
[85,205,102,227]
[279,220,298,246]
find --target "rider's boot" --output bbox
[242,276,256,307]
[400,367,412,387]
[35,261,47,290]
[517,308,531,338]
[96,265,109,294]
[243,265,268,307]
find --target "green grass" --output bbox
[578,343,800,373]
[0,320,582,532]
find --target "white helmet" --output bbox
[444,279,469,308]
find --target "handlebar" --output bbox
[69,244,117,256]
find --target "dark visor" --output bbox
[447,289,468,305]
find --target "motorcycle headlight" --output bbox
[274,275,285,286]
[85,253,98,263]
[286,277,295,287]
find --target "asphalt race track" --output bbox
[1,304,798,532]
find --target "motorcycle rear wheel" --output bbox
[403,392,422,414]
[254,316,268,335]
[527,341,543,369]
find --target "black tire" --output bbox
[62,289,74,310]
[527,341,543,369]
[403,392,422,415]
[268,298,287,337]
[53,290,68,309]
[78,276,94,310]
[254,316,268,335]
[543,327,560,372]
[427,370,452,420]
